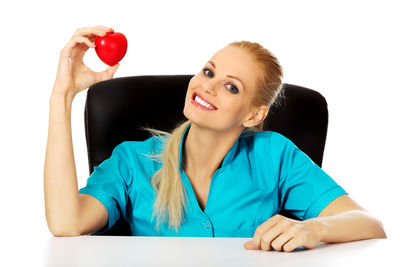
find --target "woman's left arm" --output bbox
[244,195,387,252]
[311,194,387,242]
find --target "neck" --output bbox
[183,123,242,183]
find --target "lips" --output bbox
[192,92,218,109]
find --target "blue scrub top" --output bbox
[79,122,347,237]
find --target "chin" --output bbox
[183,109,220,132]
[183,106,206,128]
[183,105,197,123]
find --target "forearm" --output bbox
[44,90,80,235]
[309,210,387,243]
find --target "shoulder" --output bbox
[108,136,166,184]
[239,130,295,149]
[114,135,167,165]
[238,131,300,171]
[116,135,166,152]
[237,131,296,184]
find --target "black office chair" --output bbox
[83,75,329,236]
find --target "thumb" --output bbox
[244,240,259,250]
[105,63,120,78]
[96,63,120,83]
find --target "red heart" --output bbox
[94,32,128,66]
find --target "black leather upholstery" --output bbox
[84,75,329,236]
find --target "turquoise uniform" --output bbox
[79,122,347,237]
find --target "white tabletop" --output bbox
[43,236,393,267]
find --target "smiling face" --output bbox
[183,45,267,133]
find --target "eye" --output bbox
[202,68,239,94]
[226,83,239,94]
[202,68,214,78]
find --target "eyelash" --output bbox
[202,68,239,94]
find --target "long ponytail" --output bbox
[141,120,192,233]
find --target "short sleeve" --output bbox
[78,142,133,235]
[270,133,348,221]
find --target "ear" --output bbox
[242,105,269,128]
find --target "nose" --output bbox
[202,79,218,96]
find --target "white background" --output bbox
[0,0,398,265]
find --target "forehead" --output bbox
[210,45,259,91]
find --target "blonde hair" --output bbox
[142,41,283,233]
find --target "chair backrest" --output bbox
[84,75,329,235]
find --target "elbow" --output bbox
[48,224,81,237]
[51,229,82,237]
[355,210,387,239]
[52,230,81,237]
[375,219,387,239]
[46,214,82,237]
[345,210,387,240]
[360,211,387,239]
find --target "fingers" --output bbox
[73,26,113,39]
[250,214,282,250]
[60,26,114,58]
[282,235,304,253]
[270,225,298,252]
[260,222,288,251]
[74,36,96,49]
[60,36,94,59]
[244,215,323,253]
[244,214,308,253]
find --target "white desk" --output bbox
[43,236,392,267]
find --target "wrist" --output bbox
[49,92,76,112]
[306,218,328,242]
[50,89,76,103]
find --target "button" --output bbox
[204,223,210,229]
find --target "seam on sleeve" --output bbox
[270,132,294,210]
[113,143,130,192]
[115,142,138,200]
[128,145,138,197]
[303,186,348,220]
[78,187,119,231]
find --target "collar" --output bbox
[178,122,240,172]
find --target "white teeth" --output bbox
[195,95,214,110]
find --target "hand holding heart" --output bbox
[53,26,121,98]
[243,214,326,252]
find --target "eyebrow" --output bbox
[208,60,245,90]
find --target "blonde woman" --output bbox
[44,25,386,253]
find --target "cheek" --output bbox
[234,100,252,120]
[187,76,199,94]
[189,74,202,86]
[221,99,246,118]
[186,78,196,97]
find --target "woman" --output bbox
[44,25,386,253]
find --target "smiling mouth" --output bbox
[191,93,218,110]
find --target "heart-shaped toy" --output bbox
[94,32,128,66]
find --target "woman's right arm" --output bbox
[44,26,119,236]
